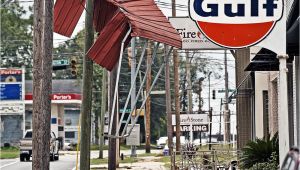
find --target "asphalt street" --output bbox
[0,150,162,170]
[0,154,77,170]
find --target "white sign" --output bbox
[173,125,209,132]
[172,114,208,125]
[0,104,24,115]
[169,17,222,50]
[126,124,140,146]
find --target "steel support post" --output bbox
[277,54,290,166]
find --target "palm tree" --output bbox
[240,132,279,169]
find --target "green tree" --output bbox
[0,0,33,67]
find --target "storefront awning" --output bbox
[54,0,182,70]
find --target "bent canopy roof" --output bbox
[54,0,182,70]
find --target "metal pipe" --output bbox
[120,42,160,136]
[115,40,148,135]
[108,28,132,135]
[125,47,174,136]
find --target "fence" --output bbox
[171,148,241,170]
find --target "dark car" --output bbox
[281,147,300,170]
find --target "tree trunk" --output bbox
[145,44,152,153]
[32,0,53,169]
[79,0,94,169]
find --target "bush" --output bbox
[248,152,279,170]
[240,132,279,169]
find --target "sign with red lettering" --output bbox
[25,93,81,100]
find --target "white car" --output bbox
[156,136,168,149]
[173,136,186,145]
[193,138,208,146]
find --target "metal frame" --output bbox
[106,36,174,138]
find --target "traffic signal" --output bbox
[70,58,77,76]
[127,47,132,67]
[212,90,216,99]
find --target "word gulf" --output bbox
[193,0,278,17]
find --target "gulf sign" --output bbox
[189,0,283,48]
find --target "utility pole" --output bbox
[197,78,204,144]
[165,45,173,156]
[224,50,230,144]
[99,69,107,159]
[172,0,180,152]
[80,0,94,169]
[130,38,137,157]
[145,42,152,153]
[208,72,212,150]
[108,64,118,170]
[186,51,192,114]
[32,0,53,168]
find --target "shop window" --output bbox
[65,118,72,125]
[65,131,75,138]
[25,121,31,130]
[51,118,57,124]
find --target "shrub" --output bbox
[240,132,279,169]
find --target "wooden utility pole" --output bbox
[99,69,107,159]
[145,43,152,153]
[108,64,118,170]
[224,50,230,144]
[32,0,53,169]
[80,0,94,169]
[165,45,173,156]
[197,78,204,144]
[186,51,192,114]
[172,0,181,152]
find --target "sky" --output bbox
[18,0,237,139]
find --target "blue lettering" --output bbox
[263,0,277,16]
[224,4,245,17]
[193,0,218,17]
[251,0,259,16]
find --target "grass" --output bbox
[0,147,19,159]
[90,156,138,165]
[88,144,157,151]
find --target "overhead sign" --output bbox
[53,59,69,66]
[169,17,221,49]
[189,0,283,48]
[173,125,209,132]
[126,124,140,146]
[172,114,208,125]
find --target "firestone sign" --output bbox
[172,114,208,125]
[189,0,283,48]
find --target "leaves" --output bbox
[240,132,279,169]
[0,0,33,67]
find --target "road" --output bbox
[0,150,162,170]
[0,153,77,170]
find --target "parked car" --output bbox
[19,129,60,161]
[173,136,186,145]
[193,138,208,146]
[64,142,74,151]
[281,147,300,170]
[156,136,168,149]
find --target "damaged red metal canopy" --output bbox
[54,0,182,70]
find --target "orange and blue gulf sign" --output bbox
[189,0,283,48]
